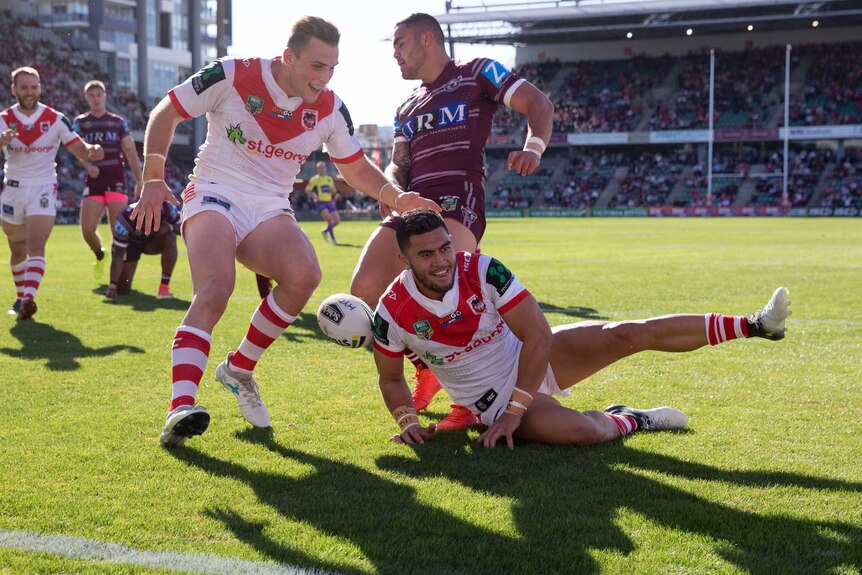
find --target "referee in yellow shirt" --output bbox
[306,161,341,244]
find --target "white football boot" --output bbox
[747,286,791,340]
[604,404,689,431]
[215,353,271,428]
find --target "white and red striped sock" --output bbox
[230,293,295,374]
[22,257,46,300]
[604,413,638,436]
[10,261,25,300]
[705,313,750,346]
[170,325,211,411]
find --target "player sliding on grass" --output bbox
[373,209,792,448]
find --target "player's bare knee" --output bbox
[349,272,379,305]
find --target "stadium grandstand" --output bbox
[441,0,862,217]
[1,0,861,219]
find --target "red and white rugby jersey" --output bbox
[169,57,363,197]
[373,251,531,408]
[393,58,524,191]
[0,103,80,186]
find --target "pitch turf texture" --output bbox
[0,217,860,575]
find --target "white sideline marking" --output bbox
[0,530,332,575]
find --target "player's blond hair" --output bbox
[84,80,106,94]
[287,16,340,55]
[11,66,40,87]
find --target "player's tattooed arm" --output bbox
[385,141,411,190]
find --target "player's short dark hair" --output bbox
[396,13,445,45]
[11,67,40,87]
[288,16,340,54]
[396,208,449,253]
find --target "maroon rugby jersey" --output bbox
[393,59,524,192]
[73,111,131,189]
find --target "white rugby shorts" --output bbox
[471,365,569,426]
[181,180,295,245]
[0,182,58,225]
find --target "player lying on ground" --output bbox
[372,209,792,449]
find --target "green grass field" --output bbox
[0,217,860,575]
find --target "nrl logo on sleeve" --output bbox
[245,94,264,116]
[192,60,226,94]
[413,319,434,340]
[486,258,514,296]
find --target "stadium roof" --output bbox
[435,0,862,43]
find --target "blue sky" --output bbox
[229,0,514,127]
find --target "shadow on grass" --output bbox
[171,426,862,575]
[91,286,190,312]
[279,311,332,345]
[376,437,862,574]
[537,300,607,320]
[169,427,862,574]
[1,320,145,370]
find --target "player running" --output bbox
[373,209,792,449]
[306,160,340,244]
[106,201,179,300]
[351,13,555,430]
[132,16,439,446]
[73,80,143,280]
[1,67,104,321]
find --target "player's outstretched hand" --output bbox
[506,150,541,177]
[397,191,442,214]
[131,180,180,235]
[391,422,436,445]
[88,144,105,162]
[477,412,522,449]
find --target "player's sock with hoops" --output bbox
[704,313,749,346]
[22,256,46,300]
[10,261,25,301]
[604,412,638,436]
[230,292,296,374]
[170,326,211,410]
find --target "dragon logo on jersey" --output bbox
[245,94,264,116]
[372,314,390,345]
[413,319,434,340]
[467,294,487,314]
[192,60,226,94]
[486,258,514,296]
[226,123,247,145]
[40,121,50,133]
[423,351,444,366]
[440,196,459,212]
[302,110,318,130]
